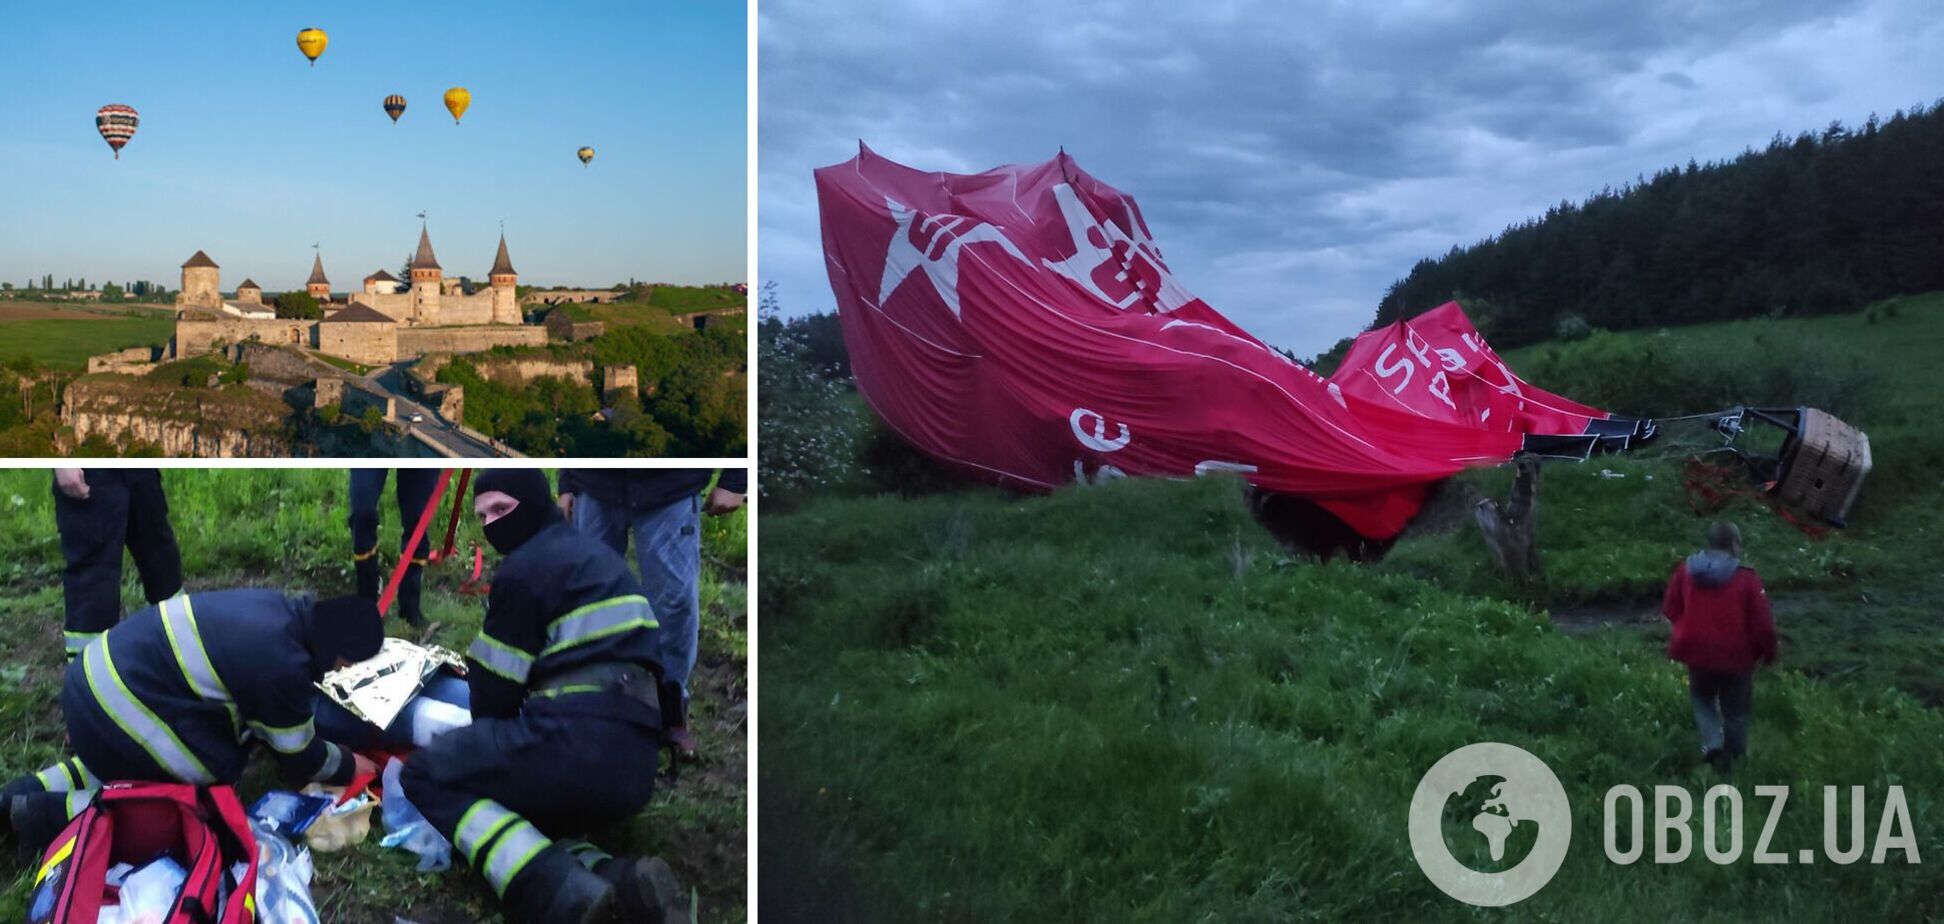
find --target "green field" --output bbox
[0,469,747,923]
[0,315,175,370]
[759,296,1944,921]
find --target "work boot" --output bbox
[534,866,616,924]
[596,856,688,924]
[10,793,71,862]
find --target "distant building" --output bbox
[236,279,263,305]
[306,254,332,303]
[363,269,403,296]
[177,250,221,310]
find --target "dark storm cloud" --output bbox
[760,0,1944,355]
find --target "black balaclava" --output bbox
[474,469,561,556]
[300,594,385,677]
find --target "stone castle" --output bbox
[170,225,545,366]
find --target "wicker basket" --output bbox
[1774,408,1872,526]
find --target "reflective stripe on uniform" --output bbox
[315,742,346,781]
[159,596,231,702]
[64,631,101,657]
[455,799,520,864]
[64,790,94,819]
[82,641,213,784]
[480,818,551,896]
[468,633,534,684]
[562,838,612,870]
[34,757,96,793]
[541,595,656,659]
[530,684,606,700]
[246,718,316,754]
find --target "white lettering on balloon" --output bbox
[878,196,1029,318]
[1069,408,1132,452]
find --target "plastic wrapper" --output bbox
[252,821,320,924]
[378,757,452,872]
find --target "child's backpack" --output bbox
[27,782,259,924]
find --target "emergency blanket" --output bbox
[816,146,1613,537]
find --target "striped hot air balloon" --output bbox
[384,94,407,124]
[95,104,138,160]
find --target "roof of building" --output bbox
[490,233,517,276]
[307,253,330,286]
[182,250,219,269]
[411,225,442,271]
[237,278,260,290]
[322,304,395,324]
[364,269,401,283]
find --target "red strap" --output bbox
[456,545,490,596]
[432,469,473,563]
[378,469,455,617]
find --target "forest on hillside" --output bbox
[1375,99,1944,348]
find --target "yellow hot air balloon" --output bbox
[296,28,328,66]
[578,146,595,167]
[443,87,471,125]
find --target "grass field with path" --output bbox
[0,302,177,370]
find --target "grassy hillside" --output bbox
[0,469,747,923]
[760,295,1944,921]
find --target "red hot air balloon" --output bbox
[96,104,139,159]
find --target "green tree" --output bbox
[275,291,322,320]
[101,282,123,301]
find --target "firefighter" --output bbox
[557,468,746,755]
[2,590,382,854]
[52,468,184,659]
[400,470,686,924]
[349,468,441,626]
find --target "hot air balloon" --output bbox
[443,87,471,124]
[384,94,407,124]
[578,146,595,167]
[95,104,138,160]
[296,28,328,66]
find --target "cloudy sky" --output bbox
[0,1,744,292]
[760,0,1944,357]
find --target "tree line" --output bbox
[1374,99,1944,348]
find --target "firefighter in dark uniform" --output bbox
[2,590,382,853]
[349,468,440,626]
[52,469,184,659]
[400,470,687,924]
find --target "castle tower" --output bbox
[177,250,220,310]
[306,253,332,302]
[409,224,442,325]
[236,278,262,305]
[488,232,521,324]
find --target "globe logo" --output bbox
[1408,742,1572,906]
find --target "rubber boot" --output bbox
[397,562,427,627]
[596,856,688,924]
[10,793,71,862]
[515,859,617,924]
[355,553,381,602]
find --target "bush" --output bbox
[1553,314,1595,341]
[758,309,872,506]
[1518,329,1880,418]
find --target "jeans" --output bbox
[572,491,702,701]
[1688,667,1753,758]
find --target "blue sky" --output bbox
[0,1,745,292]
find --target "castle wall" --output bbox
[397,326,548,356]
[176,318,313,357]
[601,365,638,400]
[347,292,415,323]
[318,322,398,366]
[438,291,497,327]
